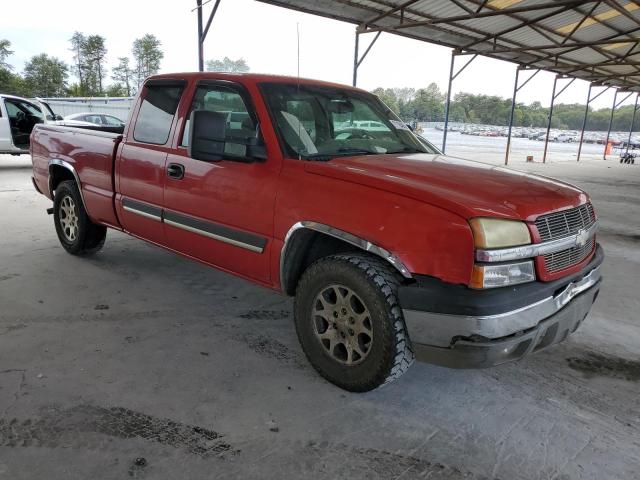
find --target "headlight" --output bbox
[469,218,531,249]
[470,261,536,289]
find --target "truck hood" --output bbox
[304,153,588,221]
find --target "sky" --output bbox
[1,0,636,110]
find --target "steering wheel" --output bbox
[340,128,375,140]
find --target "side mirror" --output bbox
[56,114,64,121]
[188,110,227,161]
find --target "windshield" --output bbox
[260,83,434,160]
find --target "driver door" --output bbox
[163,80,279,283]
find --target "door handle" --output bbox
[167,163,185,180]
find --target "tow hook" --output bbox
[46,207,54,215]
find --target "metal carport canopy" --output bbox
[254,0,640,91]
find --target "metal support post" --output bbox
[577,84,593,162]
[442,50,477,153]
[543,76,575,163]
[604,89,619,159]
[505,67,520,165]
[197,0,204,71]
[577,85,609,162]
[505,67,539,165]
[626,93,639,155]
[196,0,222,72]
[352,30,381,87]
[542,76,558,164]
[352,30,360,87]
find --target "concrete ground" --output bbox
[0,151,639,480]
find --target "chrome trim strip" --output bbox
[403,266,601,347]
[48,159,86,205]
[164,218,264,253]
[123,205,162,222]
[280,221,412,292]
[476,221,598,262]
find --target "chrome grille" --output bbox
[535,203,595,242]
[544,238,595,273]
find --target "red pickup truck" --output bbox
[30,72,603,392]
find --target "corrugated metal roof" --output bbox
[255,0,640,91]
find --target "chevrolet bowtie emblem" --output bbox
[576,228,589,247]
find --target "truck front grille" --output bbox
[543,238,595,273]
[535,203,595,242]
[535,203,596,274]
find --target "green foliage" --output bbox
[67,32,108,95]
[22,54,68,97]
[370,85,640,131]
[111,57,134,96]
[205,57,250,73]
[0,39,14,71]
[372,87,399,114]
[132,34,164,89]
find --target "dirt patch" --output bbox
[0,324,26,335]
[566,352,640,382]
[0,405,234,457]
[238,333,307,369]
[239,310,291,320]
[0,273,20,282]
[304,441,482,479]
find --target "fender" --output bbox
[48,159,87,207]
[280,221,412,292]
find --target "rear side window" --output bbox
[134,83,184,145]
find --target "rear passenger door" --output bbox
[116,80,185,245]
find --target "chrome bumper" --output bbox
[404,266,601,348]
[401,248,603,369]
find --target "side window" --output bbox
[134,83,184,145]
[103,115,123,126]
[181,84,255,147]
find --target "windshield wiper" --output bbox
[304,147,381,161]
[387,147,425,154]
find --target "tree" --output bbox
[0,39,14,70]
[23,54,68,97]
[69,32,87,93]
[132,34,163,88]
[372,87,399,114]
[111,57,134,96]
[0,39,25,96]
[205,57,250,73]
[83,35,108,94]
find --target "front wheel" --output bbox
[53,180,106,255]
[294,254,414,392]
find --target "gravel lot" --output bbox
[1,145,639,479]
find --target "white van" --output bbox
[0,94,60,155]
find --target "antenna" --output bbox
[296,22,300,82]
[297,22,302,160]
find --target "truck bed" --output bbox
[31,124,123,228]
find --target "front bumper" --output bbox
[399,244,603,369]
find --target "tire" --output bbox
[53,180,106,255]
[294,253,414,392]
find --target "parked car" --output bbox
[30,73,603,392]
[64,112,125,128]
[0,94,61,154]
[60,112,125,134]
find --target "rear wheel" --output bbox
[53,180,106,255]
[294,253,414,392]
